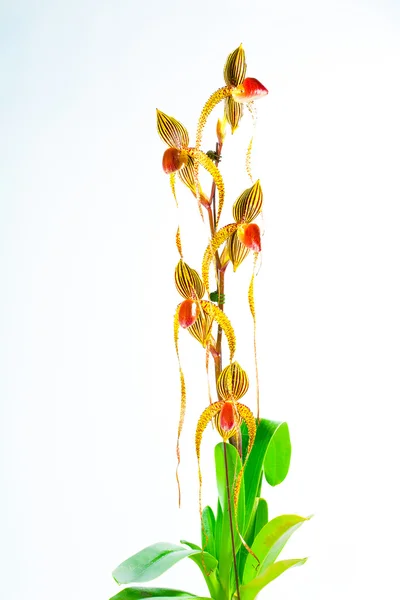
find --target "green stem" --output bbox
[223,441,241,600]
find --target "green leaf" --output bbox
[113,543,216,585]
[253,498,268,540]
[243,515,309,585]
[214,442,245,596]
[241,420,273,534]
[180,540,201,551]
[263,421,291,486]
[215,501,223,561]
[201,506,216,558]
[240,558,307,600]
[109,587,210,600]
[237,497,268,580]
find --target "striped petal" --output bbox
[176,227,183,259]
[156,109,189,149]
[233,402,257,510]
[224,97,244,134]
[178,155,210,206]
[187,149,225,226]
[231,78,268,104]
[202,223,238,293]
[173,304,187,506]
[224,44,247,87]
[237,223,261,253]
[195,401,225,523]
[175,260,205,300]
[187,310,214,347]
[201,300,236,362]
[233,180,263,224]
[195,86,233,152]
[226,230,250,271]
[162,148,188,174]
[170,173,177,206]
[217,361,249,401]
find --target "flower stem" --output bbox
[223,441,241,600]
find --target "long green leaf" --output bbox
[240,558,307,600]
[214,443,245,596]
[263,421,291,486]
[243,515,309,585]
[241,420,271,533]
[109,588,210,600]
[113,543,216,585]
[201,506,216,558]
[237,497,268,580]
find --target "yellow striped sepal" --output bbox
[217,362,249,401]
[175,260,205,300]
[223,44,247,86]
[156,109,189,149]
[226,230,250,271]
[187,310,213,347]
[224,97,244,134]
[232,180,263,223]
[178,155,209,206]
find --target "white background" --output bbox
[1,1,400,599]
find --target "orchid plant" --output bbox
[111,45,309,600]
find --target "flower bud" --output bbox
[237,223,261,253]
[179,299,199,328]
[216,116,227,145]
[223,44,247,87]
[162,148,188,174]
[231,78,268,104]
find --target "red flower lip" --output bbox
[162,148,187,174]
[237,223,262,253]
[232,77,269,103]
[178,299,199,328]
